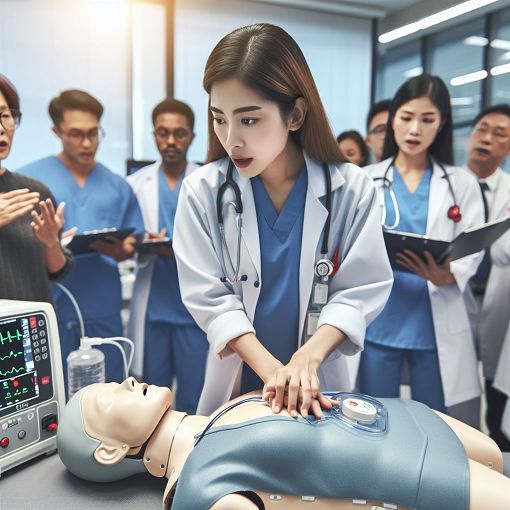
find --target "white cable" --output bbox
[79,336,134,380]
[55,282,85,338]
[104,337,135,374]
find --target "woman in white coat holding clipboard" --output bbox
[173,24,393,417]
[361,74,485,412]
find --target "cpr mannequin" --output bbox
[57,378,510,510]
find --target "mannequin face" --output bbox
[82,378,172,451]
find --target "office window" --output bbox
[376,41,422,102]
[489,8,510,103]
[174,0,373,162]
[430,19,486,125]
[453,125,471,168]
[0,0,131,174]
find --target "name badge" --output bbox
[306,311,321,337]
[312,283,328,305]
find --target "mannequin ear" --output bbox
[94,443,128,465]
[288,97,307,132]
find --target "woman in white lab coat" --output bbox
[173,23,393,416]
[360,74,484,412]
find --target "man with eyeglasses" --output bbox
[127,98,207,413]
[463,103,510,450]
[18,89,144,385]
[365,99,390,164]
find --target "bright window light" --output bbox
[379,0,500,44]
[490,63,510,76]
[450,70,488,86]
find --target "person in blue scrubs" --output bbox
[172,24,394,418]
[240,167,307,393]
[19,90,144,384]
[360,75,483,412]
[127,99,208,413]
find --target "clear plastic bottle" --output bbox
[67,343,105,399]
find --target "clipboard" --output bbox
[384,217,510,272]
[133,238,172,254]
[65,227,136,255]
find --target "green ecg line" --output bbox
[0,350,23,361]
[0,366,25,377]
[0,329,23,344]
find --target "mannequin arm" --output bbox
[436,411,503,473]
[469,459,510,509]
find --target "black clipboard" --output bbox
[384,217,510,272]
[65,227,136,255]
[133,238,172,254]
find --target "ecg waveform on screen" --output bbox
[0,366,25,377]
[0,329,22,344]
[0,350,23,361]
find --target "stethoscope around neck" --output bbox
[216,159,334,285]
[373,156,462,230]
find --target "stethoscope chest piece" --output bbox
[447,204,462,223]
[314,258,334,280]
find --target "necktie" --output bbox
[471,182,491,292]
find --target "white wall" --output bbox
[174,0,373,163]
[0,0,131,174]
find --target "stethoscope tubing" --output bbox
[216,159,333,283]
[375,156,459,230]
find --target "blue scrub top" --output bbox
[241,168,307,393]
[146,170,194,325]
[366,166,436,350]
[18,156,144,322]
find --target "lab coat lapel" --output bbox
[427,160,450,234]
[490,169,510,220]
[299,156,329,341]
[220,158,261,278]
[239,181,261,275]
[145,164,160,233]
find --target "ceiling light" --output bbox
[403,66,423,78]
[491,39,510,50]
[463,36,489,46]
[379,0,500,44]
[490,63,510,76]
[450,70,488,86]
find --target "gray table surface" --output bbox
[1,451,509,509]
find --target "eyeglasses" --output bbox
[0,108,22,130]
[59,126,105,145]
[368,124,387,136]
[475,126,509,140]
[154,127,190,141]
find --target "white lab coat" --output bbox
[489,228,510,440]
[366,158,485,407]
[173,154,394,415]
[463,167,510,380]
[127,160,199,378]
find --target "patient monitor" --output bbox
[0,300,65,475]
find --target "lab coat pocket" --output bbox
[434,285,470,336]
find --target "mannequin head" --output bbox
[57,378,172,481]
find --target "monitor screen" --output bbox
[0,317,39,411]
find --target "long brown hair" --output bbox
[203,23,345,164]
